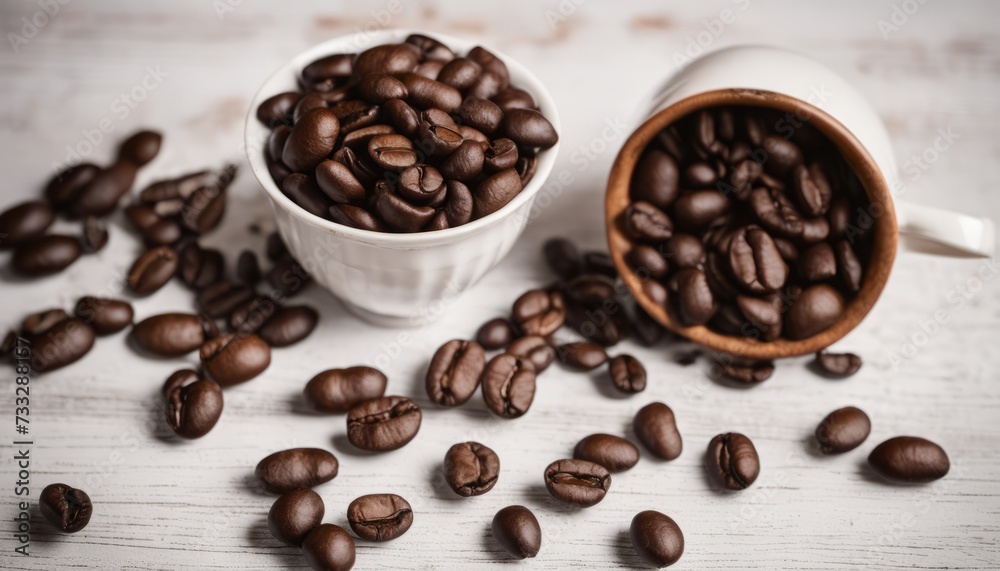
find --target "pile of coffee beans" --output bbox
[256,34,558,233]
[619,106,874,342]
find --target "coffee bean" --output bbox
[304,367,387,413]
[790,162,832,217]
[0,201,54,248]
[347,494,413,541]
[563,295,630,346]
[302,52,354,82]
[45,163,99,211]
[798,242,837,282]
[555,342,608,371]
[444,441,500,497]
[21,308,69,337]
[161,368,200,397]
[301,524,356,571]
[74,296,133,335]
[482,354,536,418]
[200,333,270,386]
[543,458,611,507]
[440,140,486,183]
[11,234,82,277]
[718,359,774,384]
[236,250,261,286]
[483,138,519,172]
[608,354,647,393]
[633,402,682,460]
[283,173,332,217]
[749,186,804,239]
[565,273,617,305]
[459,97,503,136]
[543,238,582,280]
[178,243,225,290]
[816,406,870,454]
[728,226,788,293]
[132,312,217,356]
[762,135,804,176]
[268,489,324,546]
[631,148,679,209]
[179,171,234,235]
[814,350,863,377]
[347,396,421,451]
[30,318,95,372]
[472,168,522,219]
[625,201,673,243]
[256,305,318,347]
[118,129,162,166]
[506,335,555,372]
[630,510,684,568]
[373,180,436,231]
[868,436,949,483]
[283,107,340,172]
[706,432,759,490]
[673,190,730,232]
[39,483,92,533]
[164,376,223,439]
[425,339,485,407]
[827,198,851,239]
[255,448,339,494]
[358,73,408,103]
[682,161,718,189]
[632,304,668,346]
[475,318,514,350]
[329,204,387,231]
[512,289,565,336]
[502,108,558,149]
[625,245,669,279]
[673,268,715,326]
[573,434,640,473]
[196,281,253,320]
[492,87,535,112]
[582,251,617,279]
[783,284,844,340]
[71,161,137,217]
[398,164,446,205]
[267,256,312,297]
[78,216,109,252]
[834,239,863,293]
[438,58,482,89]
[127,246,177,295]
[399,72,462,112]
[492,505,541,559]
[257,91,301,126]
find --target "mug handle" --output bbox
[896,201,996,258]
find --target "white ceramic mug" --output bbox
[633,45,994,260]
[244,30,561,327]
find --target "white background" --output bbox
[1,1,999,569]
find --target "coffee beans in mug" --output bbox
[346,396,422,451]
[492,505,541,559]
[426,339,486,407]
[132,312,217,356]
[304,367,387,413]
[815,406,870,454]
[200,333,270,386]
[255,448,339,494]
[347,493,413,542]
[444,441,500,497]
[543,458,611,507]
[633,403,683,461]
[630,510,684,568]
[39,483,92,533]
[706,432,760,490]
[301,523,355,571]
[868,436,949,483]
[268,489,325,546]
[608,354,647,393]
[573,434,639,473]
[482,354,536,419]
[31,318,95,372]
[814,350,863,377]
[164,375,224,439]
[11,234,82,277]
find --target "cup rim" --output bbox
[244,29,561,248]
[606,88,899,359]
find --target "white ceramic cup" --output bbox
[632,45,994,260]
[245,30,560,327]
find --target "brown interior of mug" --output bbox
[606,88,898,360]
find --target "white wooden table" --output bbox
[2,1,999,569]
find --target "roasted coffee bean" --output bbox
[798,242,837,283]
[467,46,509,85]
[71,161,138,217]
[438,58,482,90]
[472,168,522,219]
[399,72,462,112]
[268,489,324,546]
[236,250,261,286]
[492,505,541,559]
[673,190,730,232]
[512,289,565,336]
[315,160,365,204]
[180,171,234,235]
[257,91,301,126]
[165,376,223,439]
[444,442,500,497]
[564,274,618,306]
[398,164,446,205]
[633,402,682,460]
[346,396,422,451]
[543,237,582,280]
[45,163,100,210]
[373,181,436,232]
[502,108,558,149]
[132,312,217,356]
[762,135,804,176]
[329,204,387,231]
[608,354,647,393]
[632,304,668,346]
[630,510,684,568]
[197,281,255,319]
[178,243,225,289]
[834,239,863,293]
[440,140,486,182]
[583,251,616,279]
[283,172,332,217]
[126,246,177,295]
[728,226,788,293]
[827,198,852,239]
[506,335,555,372]
[302,52,353,82]
[255,448,339,494]
[625,201,673,243]
[868,436,950,483]
[78,216,108,252]
[563,295,630,346]
[305,367,387,413]
[257,305,318,347]
[368,133,417,172]
[625,245,669,279]
[492,87,535,112]
[749,186,804,238]
[475,318,514,350]
[407,33,455,62]
[118,130,162,166]
[674,268,715,326]
[283,107,340,172]
[161,368,200,397]
[482,354,536,419]
[574,434,640,473]
[0,201,54,248]
[790,162,832,217]
[543,458,611,507]
[784,284,844,340]
[801,216,831,243]
[706,432,759,490]
[382,98,420,136]
[682,161,718,188]
[467,70,505,100]
[140,169,213,204]
[358,73,408,103]
[267,256,312,297]
[200,333,270,386]
[137,218,179,247]
[21,309,68,338]
[483,138,519,172]
[74,296,133,335]
[459,97,503,136]
[301,524,356,571]
[718,360,774,384]
[425,338,487,407]
[663,233,705,269]
[816,406,870,454]
[39,483,92,533]
[631,148,679,209]
[30,318,95,372]
[11,234,82,277]
[556,342,608,371]
[814,350,863,377]
[347,493,413,542]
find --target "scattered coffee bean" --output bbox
[573,434,640,473]
[512,289,565,336]
[583,251,617,279]
[633,402,683,461]
[178,243,225,290]
[630,510,684,568]
[305,367,387,413]
[164,376,223,439]
[71,160,138,217]
[475,318,515,350]
[444,441,500,497]
[868,436,949,483]
[426,339,486,407]
[816,406,871,454]
[706,432,760,490]
[22,308,69,337]
[127,246,178,295]
[258,305,318,347]
[268,489,325,546]
[543,458,611,507]
[236,250,261,286]
[39,483,92,533]
[482,354,536,419]
[543,237,582,280]
[814,350,862,377]
[30,318,95,372]
[346,396,422,451]
[11,234,82,277]
[301,524,356,571]
[555,342,608,371]
[45,163,100,211]
[608,354,647,393]
[784,284,844,340]
[197,281,255,319]
[347,493,413,541]
[200,333,271,386]
[255,448,339,494]
[718,359,774,384]
[506,335,555,372]
[131,312,217,356]
[81,216,109,252]
[118,129,162,166]
[0,201,54,248]
[492,505,541,559]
